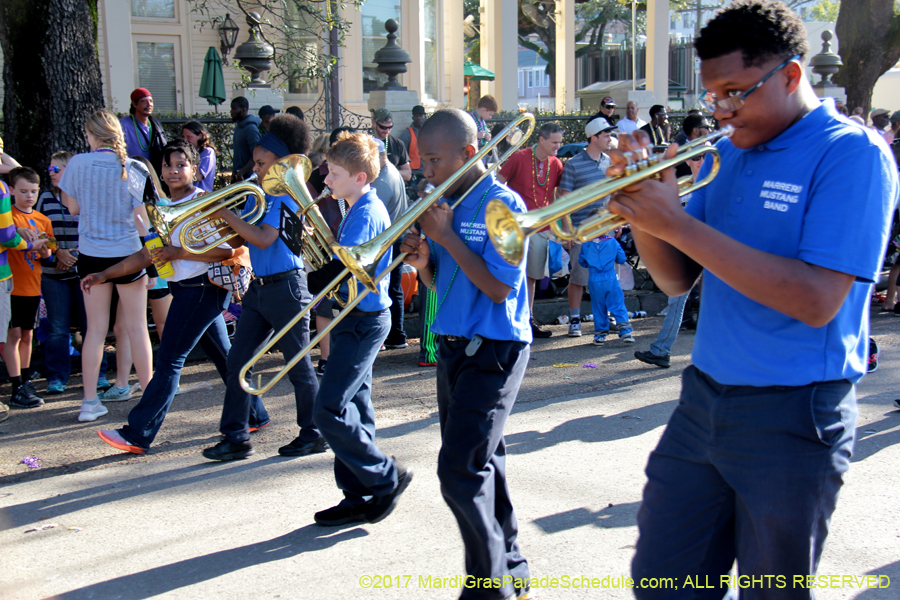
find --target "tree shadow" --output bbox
[0,454,329,531]
[50,523,368,600]
[532,500,641,534]
[852,559,899,599]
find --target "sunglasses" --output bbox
[375,122,393,130]
[48,166,61,174]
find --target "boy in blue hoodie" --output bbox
[578,229,635,345]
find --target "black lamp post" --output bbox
[217,13,239,66]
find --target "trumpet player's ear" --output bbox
[463,144,477,159]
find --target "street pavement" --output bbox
[1,312,899,600]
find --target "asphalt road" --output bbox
[1,312,898,600]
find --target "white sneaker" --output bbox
[99,385,132,402]
[621,334,636,344]
[78,400,109,422]
[568,317,582,337]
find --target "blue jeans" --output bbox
[386,241,406,345]
[314,309,396,504]
[219,273,319,444]
[632,366,856,600]
[41,275,107,384]
[649,293,688,357]
[120,278,234,450]
[436,337,531,600]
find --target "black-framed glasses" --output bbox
[700,54,801,113]
[48,166,61,174]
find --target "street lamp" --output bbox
[217,13,239,65]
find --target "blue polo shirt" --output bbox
[242,192,303,277]
[428,174,532,343]
[334,188,392,312]
[686,100,897,386]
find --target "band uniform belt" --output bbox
[347,309,385,317]
[253,269,301,286]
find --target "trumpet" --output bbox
[145,180,266,254]
[238,113,537,396]
[485,126,734,266]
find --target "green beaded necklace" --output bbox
[429,185,491,316]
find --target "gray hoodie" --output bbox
[233,114,262,172]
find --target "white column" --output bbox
[404,0,424,97]
[646,0,670,107]
[555,0,575,112]
[480,0,519,111]
[444,0,465,109]
[101,0,134,113]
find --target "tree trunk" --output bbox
[0,0,103,182]
[833,0,900,114]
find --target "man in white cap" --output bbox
[870,108,893,144]
[557,115,618,336]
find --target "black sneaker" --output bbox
[365,462,413,523]
[530,316,552,339]
[315,359,327,377]
[21,381,42,401]
[278,435,328,457]
[314,502,370,527]
[384,339,409,350]
[868,338,880,373]
[634,350,671,369]
[9,386,43,408]
[202,440,254,461]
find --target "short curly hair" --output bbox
[695,0,809,67]
[268,113,310,155]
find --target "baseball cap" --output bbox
[871,108,890,118]
[259,105,280,117]
[130,88,152,103]
[372,108,392,123]
[601,96,617,107]
[412,105,426,115]
[585,116,616,138]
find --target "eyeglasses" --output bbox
[700,54,800,114]
[375,122,393,130]
[48,166,61,174]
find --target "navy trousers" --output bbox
[436,336,531,600]
[632,365,856,600]
[313,310,397,504]
[219,273,320,444]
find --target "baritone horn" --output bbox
[239,112,537,396]
[145,180,266,254]
[485,126,734,266]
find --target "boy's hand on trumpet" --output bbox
[604,130,686,242]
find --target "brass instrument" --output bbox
[260,157,356,309]
[145,180,266,254]
[239,113,537,396]
[485,126,734,266]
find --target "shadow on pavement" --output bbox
[0,454,329,531]
[50,523,368,600]
[532,501,641,533]
[853,413,900,462]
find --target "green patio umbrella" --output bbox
[464,61,495,81]
[198,47,226,112]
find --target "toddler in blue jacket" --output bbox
[578,230,635,345]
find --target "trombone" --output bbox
[485,126,734,266]
[239,112,537,396]
[145,180,266,254]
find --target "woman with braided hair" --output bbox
[60,109,154,422]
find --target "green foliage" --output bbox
[185,0,363,89]
[810,0,840,21]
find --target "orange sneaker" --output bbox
[97,430,146,455]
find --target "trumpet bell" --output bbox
[484,201,526,267]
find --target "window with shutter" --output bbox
[136,42,177,112]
